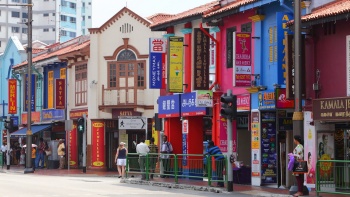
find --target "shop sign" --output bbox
[24,74,36,112]
[195,90,213,107]
[278,117,293,131]
[42,109,65,122]
[181,92,207,116]
[55,79,65,109]
[237,94,250,111]
[233,32,252,87]
[149,38,166,89]
[158,94,180,118]
[182,119,188,134]
[258,91,276,110]
[8,79,17,114]
[167,37,183,93]
[182,134,188,166]
[237,116,249,129]
[347,36,350,96]
[219,117,237,153]
[276,88,294,108]
[69,109,88,119]
[21,112,40,124]
[69,125,78,167]
[112,109,141,119]
[91,121,105,167]
[193,28,210,90]
[313,97,350,121]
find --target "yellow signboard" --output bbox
[48,71,54,108]
[251,123,260,149]
[167,37,183,93]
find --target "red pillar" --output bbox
[187,116,203,154]
[164,117,182,154]
[213,91,222,146]
[184,31,192,93]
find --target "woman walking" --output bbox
[293,135,304,197]
[115,142,127,178]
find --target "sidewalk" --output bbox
[0,165,346,197]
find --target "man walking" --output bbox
[35,138,45,169]
[160,135,173,178]
[57,139,65,169]
[205,141,225,187]
[136,138,149,180]
[148,138,158,179]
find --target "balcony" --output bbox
[100,85,146,110]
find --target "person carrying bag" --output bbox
[291,135,306,197]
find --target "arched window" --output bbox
[117,50,136,61]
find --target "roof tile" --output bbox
[301,0,350,22]
[204,0,258,18]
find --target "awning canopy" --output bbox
[11,124,52,138]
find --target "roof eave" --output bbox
[151,14,202,31]
[203,8,240,22]
[288,12,350,28]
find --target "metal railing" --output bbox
[126,153,227,187]
[316,160,350,196]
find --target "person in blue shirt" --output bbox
[205,141,225,187]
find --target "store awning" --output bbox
[11,124,52,138]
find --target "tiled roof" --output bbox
[33,48,45,54]
[89,7,151,34]
[150,1,219,27]
[147,13,174,24]
[203,0,258,18]
[14,36,90,69]
[301,0,350,22]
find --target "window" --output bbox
[82,2,85,7]
[226,26,236,68]
[109,64,117,87]
[44,0,49,1]
[82,16,85,21]
[61,0,67,6]
[75,64,87,105]
[52,28,55,32]
[137,63,145,87]
[60,68,66,79]
[70,17,76,23]
[43,13,49,17]
[22,12,28,18]
[11,11,20,18]
[22,0,27,2]
[88,2,91,5]
[22,28,28,34]
[12,0,20,2]
[88,16,91,19]
[52,13,55,16]
[61,15,67,21]
[60,30,67,36]
[241,22,252,33]
[43,28,49,32]
[70,2,76,9]
[12,27,19,33]
[69,32,76,37]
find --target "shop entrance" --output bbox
[106,131,118,171]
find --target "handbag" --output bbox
[293,160,308,174]
[45,150,52,156]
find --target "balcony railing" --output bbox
[101,84,145,106]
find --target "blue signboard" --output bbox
[10,116,18,127]
[25,74,36,112]
[181,92,206,116]
[149,52,162,89]
[182,134,187,166]
[42,109,65,122]
[158,94,180,118]
[276,12,294,85]
[258,91,276,110]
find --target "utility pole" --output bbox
[24,0,34,174]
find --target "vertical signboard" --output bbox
[182,119,188,166]
[167,37,183,93]
[209,31,216,87]
[233,32,252,87]
[347,35,350,96]
[48,71,54,108]
[55,79,66,109]
[25,74,36,111]
[219,117,237,153]
[304,111,316,187]
[276,12,294,85]
[69,125,78,167]
[149,38,166,89]
[92,121,105,167]
[193,28,210,90]
[8,79,17,114]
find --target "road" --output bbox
[0,172,251,197]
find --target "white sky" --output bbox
[92,0,215,27]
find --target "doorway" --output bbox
[106,131,118,171]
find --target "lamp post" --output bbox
[24,0,34,174]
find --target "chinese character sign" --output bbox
[8,79,17,114]
[149,38,166,89]
[158,94,180,118]
[233,32,252,87]
[92,121,105,167]
[167,37,184,93]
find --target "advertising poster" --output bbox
[8,79,17,114]
[91,121,105,167]
[317,132,334,181]
[252,149,260,176]
[261,112,277,184]
[233,32,252,87]
[195,90,213,107]
[219,117,237,153]
[304,111,316,186]
[69,125,78,167]
[167,37,183,93]
[149,38,166,89]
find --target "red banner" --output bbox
[91,121,105,167]
[55,79,65,109]
[69,124,78,167]
[21,112,40,124]
[237,94,250,111]
[234,32,252,87]
[8,79,17,114]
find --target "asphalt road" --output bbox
[0,172,252,197]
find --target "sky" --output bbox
[92,0,215,27]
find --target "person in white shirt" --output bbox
[1,143,7,165]
[136,138,149,180]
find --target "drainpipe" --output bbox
[12,72,22,126]
[199,23,221,90]
[280,0,294,13]
[32,65,43,122]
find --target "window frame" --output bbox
[75,63,87,106]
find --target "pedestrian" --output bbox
[57,139,65,169]
[292,135,304,197]
[160,135,173,178]
[148,137,158,179]
[205,141,225,187]
[35,138,45,169]
[44,141,52,169]
[15,143,21,165]
[115,142,127,178]
[1,143,7,166]
[136,138,149,180]
[31,146,36,171]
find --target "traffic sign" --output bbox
[118,117,146,130]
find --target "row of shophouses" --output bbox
[1,0,350,188]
